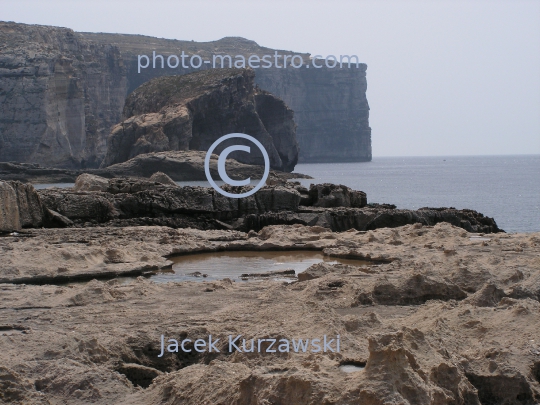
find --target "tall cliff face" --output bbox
[0,22,127,168]
[255,67,371,162]
[101,69,299,171]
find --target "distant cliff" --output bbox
[0,22,371,168]
[81,32,372,164]
[0,22,127,168]
[101,69,299,171]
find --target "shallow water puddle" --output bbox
[146,251,369,283]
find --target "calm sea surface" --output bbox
[295,155,540,233]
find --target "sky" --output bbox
[2,0,540,157]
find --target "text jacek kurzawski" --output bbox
[157,334,340,357]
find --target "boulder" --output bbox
[0,181,21,232]
[74,173,109,192]
[0,181,45,231]
[309,183,367,208]
[9,181,44,228]
[149,172,177,187]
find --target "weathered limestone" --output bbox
[0,181,20,232]
[0,22,127,168]
[0,180,44,231]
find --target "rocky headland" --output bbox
[0,21,371,169]
[101,68,299,172]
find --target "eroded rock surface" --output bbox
[0,223,539,404]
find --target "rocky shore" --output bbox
[0,221,538,404]
[0,150,310,184]
[2,174,539,404]
[1,174,499,234]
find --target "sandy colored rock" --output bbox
[0,222,539,404]
[74,173,110,192]
[0,181,20,232]
[149,171,177,186]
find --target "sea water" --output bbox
[294,155,540,233]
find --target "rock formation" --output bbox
[81,32,372,164]
[100,69,299,172]
[30,175,502,234]
[0,22,371,168]
[0,151,309,184]
[0,180,44,232]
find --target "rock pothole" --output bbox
[465,372,535,405]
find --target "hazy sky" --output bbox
[2,0,539,156]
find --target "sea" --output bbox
[294,155,540,233]
[33,155,539,233]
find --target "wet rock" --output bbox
[240,269,295,279]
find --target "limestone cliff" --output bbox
[0,22,127,168]
[256,67,371,162]
[101,69,299,172]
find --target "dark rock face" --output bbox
[32,174,502,234]
[100,69,299,172]
[242,206,502,234]
[308,183,367,208]
[37,180,302,226]
[0,22,127,168]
